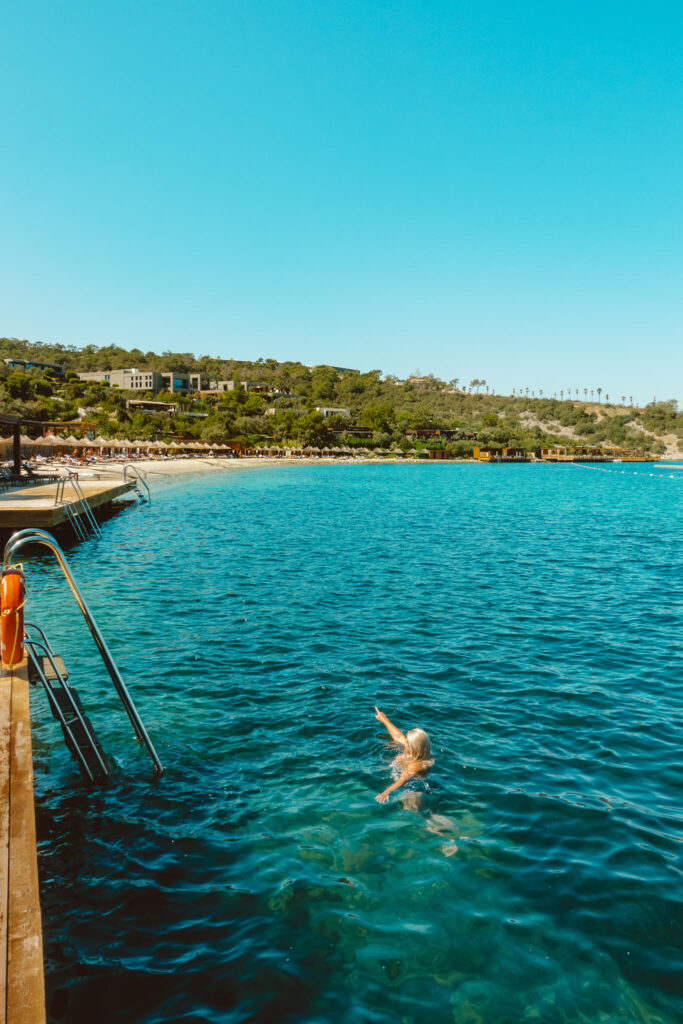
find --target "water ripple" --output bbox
[25,464,683,1023]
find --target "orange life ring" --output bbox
[1,570,25,668]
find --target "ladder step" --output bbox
[48,685,86,720]
[61,723,109,780]
[28,654,68,684]
[49,685,109,780]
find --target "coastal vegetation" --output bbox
[1,337,681,456]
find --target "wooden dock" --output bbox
[1,659,46,1023]
[0,477,135,530]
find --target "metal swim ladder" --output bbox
[123,464,151,504]
[25,622,109,782]
[54,471,103,539]
[4,529,163,777]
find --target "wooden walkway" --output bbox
[1,660,45,1023]
[0,478,135,530]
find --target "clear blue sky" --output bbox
[2,1,682,403]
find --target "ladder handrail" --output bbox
[4,529,163,773]
[24,631,108,781]
[53,472,103,538]
[67,474,102,538]
[123,464,151,504]
[64,501,87,541]
[74,473,102,536]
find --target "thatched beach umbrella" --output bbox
[19,434,44,457]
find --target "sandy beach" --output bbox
[68,455,430,484]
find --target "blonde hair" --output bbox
[406,728,431,761]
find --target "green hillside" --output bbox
[1,337,681,455]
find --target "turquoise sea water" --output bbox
[24,463,682,1024]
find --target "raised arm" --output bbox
[375,707,407,747]
[376,766,415,803]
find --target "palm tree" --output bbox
[629,395,633,405]
[485,384,489,394]
[575,389,579,399]
[597,387,602,403]
[590,389,594,401]
[621,395,626,405]
[584,388,588,400]
[525,387,529,397]
[539,389,543,397]
[560,390,564,400]
[605,393,609,403]
[512,388,516,396]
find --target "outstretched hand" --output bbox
[375,790,390,803]
[374,706,385,722]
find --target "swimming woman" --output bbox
[374,706,434,803]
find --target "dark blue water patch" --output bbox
[20,463,683,1023]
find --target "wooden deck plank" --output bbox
[0,675,10,1024]
[0,479,134,529]
[6,661,45,1024]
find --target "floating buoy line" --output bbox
[566,462,683,481]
